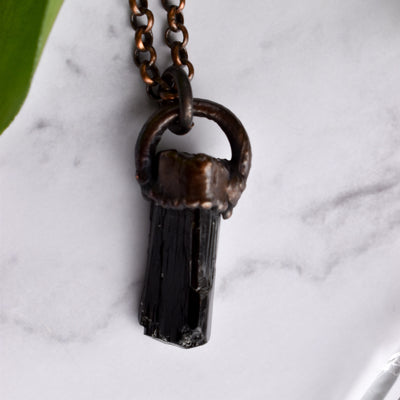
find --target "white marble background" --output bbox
[1,0,400,399]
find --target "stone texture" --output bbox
[139,203,220,348]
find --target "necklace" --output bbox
[129,0,252,348]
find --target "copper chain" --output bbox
[129,0,194,101]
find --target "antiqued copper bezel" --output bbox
[135,98,251,218]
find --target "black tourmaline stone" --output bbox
[139,202,220,348]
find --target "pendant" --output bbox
[135,68,251,348]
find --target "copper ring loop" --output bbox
[161,66,193,135]
[135,98,251,193]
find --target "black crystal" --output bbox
[139,202,220,348]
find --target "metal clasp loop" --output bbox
[161,66,193,135]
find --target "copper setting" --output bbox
[136,98,251,219]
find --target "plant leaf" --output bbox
[0,0,63,135]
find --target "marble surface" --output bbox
[1,0,400,399]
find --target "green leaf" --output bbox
[0,0,63,135]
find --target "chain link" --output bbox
[129,0,194,101]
